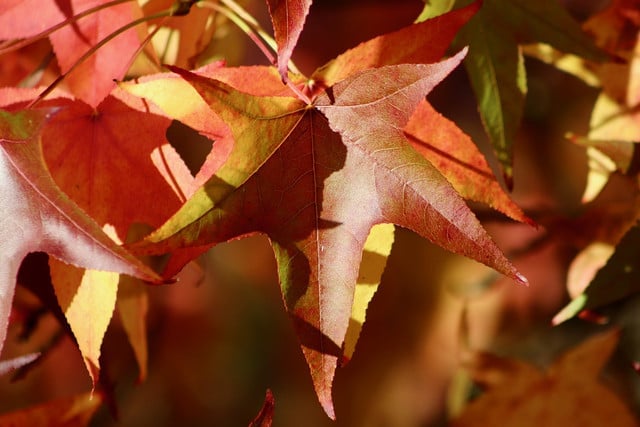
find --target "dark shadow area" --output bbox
[292,316,342,358]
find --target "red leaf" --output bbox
[266,0,312,81]
[0,0,72,39]
[0,108,161,364]
[40,89,193,233]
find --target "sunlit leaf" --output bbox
[343,223,395,362]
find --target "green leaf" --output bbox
[415,0,456,22]
[452,0,606,184]
[454,3,527,184]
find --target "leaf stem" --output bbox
[27,10,174,108]
[200,2,277,65]
[199,1,310,103]
[125,16,170,74]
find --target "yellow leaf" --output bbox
[343,223,395,361]
[50,225,122,386]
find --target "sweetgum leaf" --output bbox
[121,64,295,193]
[133,50,525,418]
[0,0,148,106]
[452,329,638,427]
[0,108,161,367]
[266,0,312,81]
[453,4,526,184]
[571,4,640,202]
[0,0,75,39]
[568,132,637,202]
[38,89,193,243]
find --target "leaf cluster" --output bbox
[0,0,637,425]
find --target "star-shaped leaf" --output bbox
[131,47,525,418]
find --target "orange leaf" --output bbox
[404,100,532,225]
[452,329,638,427]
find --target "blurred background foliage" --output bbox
[2,0,640,425]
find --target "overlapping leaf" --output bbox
[427,0,607,184]
[311,1,481,87]
[0,0,149,107]
[571,2,640,202]
[0,86,195,385]
[266,0,312,81]
[0,0,77,38]
[0,108,161,370]
[547,1,640,324]
[49,0,147,107]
